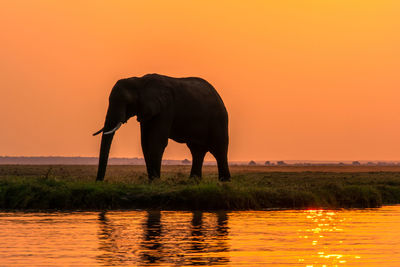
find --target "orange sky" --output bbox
[1,1,399,161]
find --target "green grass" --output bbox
[0,165,400,210]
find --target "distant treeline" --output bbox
[0,157,399,166]
[253,160,400,166]
[0,156,185,165]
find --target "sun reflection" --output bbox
[298,209,362,266]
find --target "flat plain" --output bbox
[1,165,400,210]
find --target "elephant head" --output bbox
[93,76,172,181]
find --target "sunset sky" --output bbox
[1,1,399,161]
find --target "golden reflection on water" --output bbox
[96,211,230,266]
[0,206,400,266]
[298,210,354,265]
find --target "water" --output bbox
[1,206,400,266]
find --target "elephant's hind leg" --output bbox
[208,115,230,181]
[210,146,230,182]
[187,143,207,178]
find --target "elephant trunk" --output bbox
[96,104,125,181]
[96,131,115,181]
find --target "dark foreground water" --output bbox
[1,206,400,266]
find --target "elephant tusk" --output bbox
[103,122,122,135]
[93,127,104,136]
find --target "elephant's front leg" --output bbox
[140,121,169,181]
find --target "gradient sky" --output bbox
[1,1,399,161]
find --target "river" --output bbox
[1,206,400,266]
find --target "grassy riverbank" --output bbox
[1,165,400,210]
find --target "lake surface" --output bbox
[1,206,400,266]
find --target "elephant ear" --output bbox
[137,84,172,122]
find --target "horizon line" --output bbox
[0,156,400,162]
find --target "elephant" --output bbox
[93,74,231,182]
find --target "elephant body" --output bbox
[94,74,230,181]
